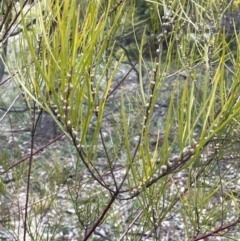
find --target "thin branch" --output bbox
[0,93,22,123]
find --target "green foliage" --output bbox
[2,0,240,240]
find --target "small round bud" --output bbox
[161,165,167,173]
[67,120,71,127]
[73,131,78,136]
[172,155,180,163]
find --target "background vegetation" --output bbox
[1,0,240,240]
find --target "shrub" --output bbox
[1,0,240,240]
